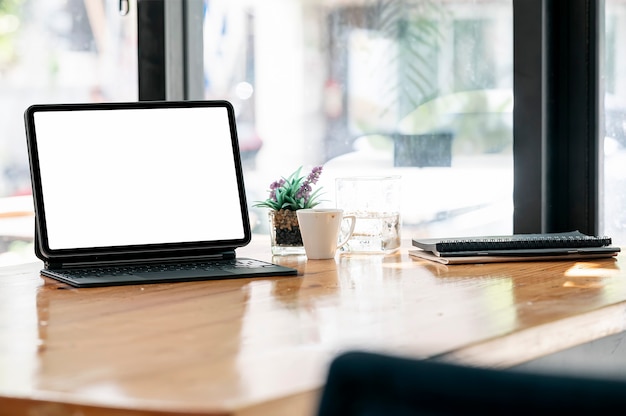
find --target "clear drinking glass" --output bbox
[335,176,401,253]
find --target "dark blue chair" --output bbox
[316,351,626,415]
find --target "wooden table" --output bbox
[1,237,626,416]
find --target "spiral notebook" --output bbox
[410,231,620,264]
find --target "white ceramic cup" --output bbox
[296,209,356,259]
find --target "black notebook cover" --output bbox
[412,230,615,256]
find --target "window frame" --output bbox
[137,0,203,100]
[514,0,601,235]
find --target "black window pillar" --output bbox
[514,0,601,235]
[137,0,204,101]
[137,0,166,100]
[545,0,601,235]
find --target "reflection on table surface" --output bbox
[0,238,625,415]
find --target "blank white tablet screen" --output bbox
[33,105,246,250]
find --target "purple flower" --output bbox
[252,165,324,210]
[269,178,285,202]
[308,166,323,184]
[297,165,323,203]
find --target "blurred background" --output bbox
[1,0,625,265]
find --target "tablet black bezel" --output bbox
[24,100,252,265]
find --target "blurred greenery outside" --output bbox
[350,1,512,156]
[360,89,513,155]
[0,0,22,71]
[0,0,31,266]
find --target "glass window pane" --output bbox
[202,0,513,239]
[0,0,137,265]
[604,0,626,245]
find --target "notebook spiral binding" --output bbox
[435,235,613,253]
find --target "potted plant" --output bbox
[254,166,324,255]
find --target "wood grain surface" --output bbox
[1,237,625,415]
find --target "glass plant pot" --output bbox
[268,209,306,256]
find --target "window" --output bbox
[604,0,626,245]
[0,0,615,265]
[199,0,514,238]
[0,0,137,265]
